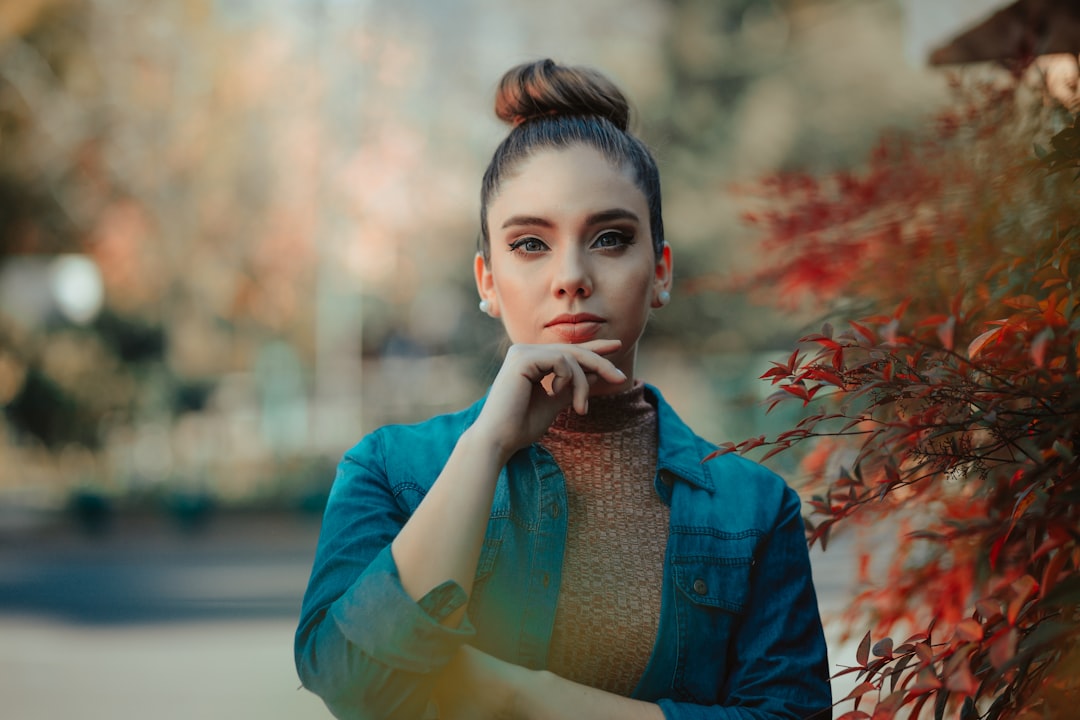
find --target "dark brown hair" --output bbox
[479,59,664,261]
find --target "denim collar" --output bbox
[644,384,715,493]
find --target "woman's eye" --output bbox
[593,231,632,249]
[509,237,547,253]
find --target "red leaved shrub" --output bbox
[725,71,1080,719]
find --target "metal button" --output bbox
[693,578,708,595]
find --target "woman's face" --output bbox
[476,144,672,384]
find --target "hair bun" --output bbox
[494,59,631,132]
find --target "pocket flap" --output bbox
[672,556,753,613]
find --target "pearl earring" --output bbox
[479,299,492,315]
[657,290,671,306]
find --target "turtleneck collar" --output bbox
[547,380,653,434]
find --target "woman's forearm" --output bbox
[435,645,665,720]
[390,426,507,621]
[515,669,666,720]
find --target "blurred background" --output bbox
[0,0,1072,717]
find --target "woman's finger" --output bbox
[573,339,623,362]
[566,354,591,414]
[550,354,590,414]
[564,345,626,385]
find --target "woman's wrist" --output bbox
[459,422,518,469]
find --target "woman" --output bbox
[295,59,831,720]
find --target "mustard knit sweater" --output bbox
[541,381,668,696]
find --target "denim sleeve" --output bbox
[294,432,476,720]
[657,486,832,720]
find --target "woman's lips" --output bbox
[545,314,605,342]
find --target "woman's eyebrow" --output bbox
[585,208,640,225]
[500,215,554,230]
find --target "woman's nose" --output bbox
[553,248,593,298]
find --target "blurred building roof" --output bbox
[904,0,1080,65]
[933,0,1080,65]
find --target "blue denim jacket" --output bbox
[295,385,831,720]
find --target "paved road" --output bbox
[0,511,862,719]
[0,512,329,720]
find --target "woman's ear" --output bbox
[474,252,500,317]
[651,242,673,308]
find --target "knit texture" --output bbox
[542,381,667,696]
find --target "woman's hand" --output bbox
[469,339,627,463]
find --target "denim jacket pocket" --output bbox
[669,550,755,703]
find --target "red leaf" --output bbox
[1007,575,1039,625]
[989,627,1018,670]
[976,599,1002,623]
[911,667,942,693]
[1033,529,1069,561]
[857,630,872,667]
[1041,547,1070,599]
[882,318,900,346]
[849,320,876,343]
[843,681,878,702]
[872,637,894,658]
[702,443,738,462]
[782,384,810,401]
[807,367,845,387]
[837,712,871,720]
[1031,327,1052,367]
[989,534,1007,571]
[1005,487,1038,541]
[871,690,906,719]
[759,442,792,462]
[953,618,983,643]
[936,316,956,350]
[909,694,932,719]
[760,366,791,382]
[892,298,911,320]
[967,326,1001,359]
[742,435,767,451]
[944,648,978,696]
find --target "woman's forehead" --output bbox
[488,146,646,222]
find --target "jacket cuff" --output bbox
[330,545,475,673]
[656,698,742,720]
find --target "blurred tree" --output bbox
[0,0,328,476]
[0,0,119,450]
